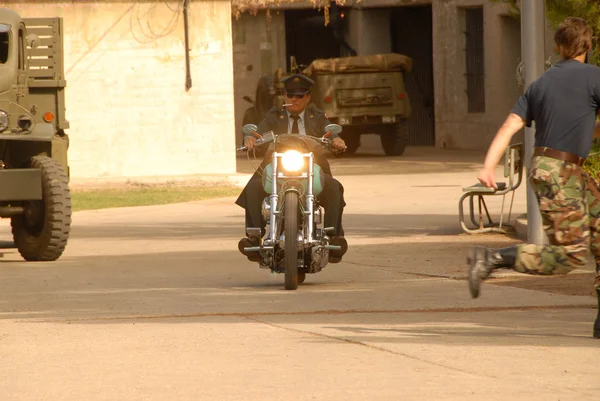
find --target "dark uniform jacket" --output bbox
[254,105,337,141]
[235,104,338,209]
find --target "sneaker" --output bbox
[329,236,348,264]
[238,237,261,262]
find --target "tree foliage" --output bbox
[493,0,600,64]
[232,0,356,24]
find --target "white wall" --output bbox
[4,0,236,180]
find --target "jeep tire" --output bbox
[254,75,276,117]
[241,106,266,158]
[11,156,72,261]
[380,119,409,156]
[339,127,361,155]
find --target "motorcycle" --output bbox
[237,123,346,290]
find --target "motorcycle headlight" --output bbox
[0,110,8,132]
[281,150,304,172]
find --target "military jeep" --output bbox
[242,53,413,156]
[0,8,71,261]
[303,53,413,156]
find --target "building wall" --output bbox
[232,9,286,144]
[433,0,557,150]
[3,0,236,180]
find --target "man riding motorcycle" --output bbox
[235,74,349,263]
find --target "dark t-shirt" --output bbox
[511,59,600,158]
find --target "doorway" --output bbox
[391,5,435,146]
[284,6,352,70]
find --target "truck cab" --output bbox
[0,8,71,261]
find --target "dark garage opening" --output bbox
[391,5,435,146]
[284,7,352,70]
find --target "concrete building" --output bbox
[3,0,236,180]
[231,0,560,151]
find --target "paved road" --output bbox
[236,134,485,176]
[1,143,598,400]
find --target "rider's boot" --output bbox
[238,237,261,262]
[329,236,348,264]
[467,245,517,298]
[594,287,600,339]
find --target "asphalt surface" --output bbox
[1,136,598,400]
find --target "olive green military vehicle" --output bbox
[241,53,413,156]
[0,8,71,261]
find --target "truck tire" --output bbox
[380,119,409,156]
[340,127,361,155]
[255,75,276,117]
[241,106,265,157]
[242,106,259,127]
[11,156,72,261]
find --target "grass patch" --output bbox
[71,185,241,212]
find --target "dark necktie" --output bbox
[291,115,300,134]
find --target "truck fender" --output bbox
[30,122,55,140]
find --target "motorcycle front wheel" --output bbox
[284,191,299,290]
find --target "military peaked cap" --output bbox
[282,74,315,95]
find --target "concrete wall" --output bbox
[232,10,286,144]
[2,0,236,180]
[433,0,558,150]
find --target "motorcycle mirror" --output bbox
[324,123,342,136]
[242,124,258,136]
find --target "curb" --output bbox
[515,213,550,244]
[515,213,528,242]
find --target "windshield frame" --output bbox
[0,24,10,65]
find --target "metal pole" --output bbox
[521,0,546,245]
[183,0,192,91]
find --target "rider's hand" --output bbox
[244,136,257,150]
[478,168,497,189]
[331,137,346,151]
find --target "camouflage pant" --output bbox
[516,156,600,288]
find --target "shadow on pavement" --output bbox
[52,214,514,240]
[0,237,594,324]
[236,146,485,176]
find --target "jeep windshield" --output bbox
[0,24,9,64]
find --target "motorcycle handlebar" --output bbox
[237,132,346,153]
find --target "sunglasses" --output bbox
[285,92,308,99]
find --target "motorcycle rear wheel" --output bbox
[284,191,299,290]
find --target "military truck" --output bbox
[241,53,413,156]
[0,8,71,261]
